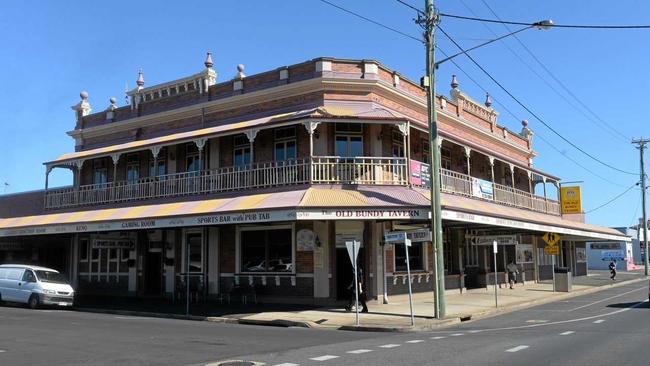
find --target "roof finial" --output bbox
[450,74,459,89]
[484,93,492,108]
[236,64,245,79]
[521,119,533,142]
[204,52,214,69]
[71,91,92,122]
[136,69,145,89]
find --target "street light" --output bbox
[435,21,554,67]
[420,0,552,319]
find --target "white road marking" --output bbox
[310,355,339,361]
[469,299,649,333]
[347,349,373,354]
[273,363,299,366]
[450,333,464,336]
[430,336,446,340]
[468,330,482,333]
[0,350,5,353]
[406,340,425,343]
[506,345,529,353]
[593,319,605,324]
[559,331,575,336]
[379,344,401,348]
[569,287,645,311]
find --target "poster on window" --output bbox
[516,244,534,263]
[575,247,587,262]
[471,178,494,200]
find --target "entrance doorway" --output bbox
[335,247,365,300]
[144,251,163,295]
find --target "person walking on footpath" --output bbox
[345,265,368,313]
[609,260,617,280]
[506,260,519,289]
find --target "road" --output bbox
[0,281,648,366]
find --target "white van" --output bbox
[0,264,74,309]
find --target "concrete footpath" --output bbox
[77,270,647,332]
[211,270,647,331]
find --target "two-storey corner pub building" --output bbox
[0,54,629,305]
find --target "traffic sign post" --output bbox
[345,240,361,326]
[404,238,414,326]
[542,232,560,293]
[493,240,498,308]
[384,231,417,326]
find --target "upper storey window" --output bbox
[392,129,404,158]
[126,154,140,182]
[274,127,296,161]
[149,148,166,177]
[186,143,201,172]
[233,134,251,167]
[335,123,363,157]
[441,147,452,170]
[93,159,108,185]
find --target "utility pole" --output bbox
[632,138,649,276]
[418,0,445,318]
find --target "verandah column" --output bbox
[193,139,206,192]
[509,163,516,206]
[488,156,495,202]
[110,153,121,201]
[398,121,410,185]
[244,129,259,187]
[303,121,320,184]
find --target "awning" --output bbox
[0,186,629,242]
[48,106,407,166]
[437,192,629,242]
[0,186,427,237]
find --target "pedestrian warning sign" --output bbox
[542,232,560,246]
[544,245,559,256]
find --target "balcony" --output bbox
[439,168,560,215]
[44,157,559,216]
[44,157,407,209]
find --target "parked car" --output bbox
[0,264,75,309]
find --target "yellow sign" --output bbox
[544,245,560,256]
[560,186,582,214]
[542,232,561,246]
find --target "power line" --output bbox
[437,25,637,176]
[317,0,633,184]
[585,182,638,213]
[394,0,423,14]
[437,47,629,188]
[319,0,423,43]
[439,13,650,29]
[477,0,630,143]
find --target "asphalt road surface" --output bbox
[1,281,648,366]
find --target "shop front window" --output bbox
[394,243,424,272]
[241,228,292,272]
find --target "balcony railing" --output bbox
[44,157,407,209]
[44,157,559,216]
[439,168,560,215]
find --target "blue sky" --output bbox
[0,0,646,227]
